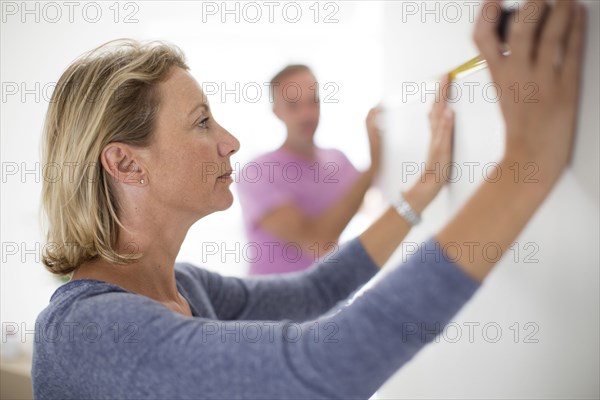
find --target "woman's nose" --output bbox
[217,126,240,157]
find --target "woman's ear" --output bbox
[101,143,147,186]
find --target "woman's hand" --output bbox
[358,81,455,267]
[434,0,587,282]
[366,106,383,178]
[404,75,455,214]
[474,0,586,186]
[424,74,455,191]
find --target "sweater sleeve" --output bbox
[178,236,381,322]
[33,235,481,400]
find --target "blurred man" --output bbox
[237,65,381,275]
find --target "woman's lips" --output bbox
[217,170,233,182]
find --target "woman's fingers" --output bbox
[508,0,547,64]
[429,74,451,132]
[473,0,504,68]
[427,106,454,181]
[366,107,382,164]
[436,108,454,148]
[428,75,454,168]
[439,74,451,104]
[537,0,575,73]
[561,3,586,100]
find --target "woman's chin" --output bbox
[218,192,235,211]
[197,191,234,218]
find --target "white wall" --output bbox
[378,1,599,398]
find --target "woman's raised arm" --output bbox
[189,69,457,322]
[435,0,586,282]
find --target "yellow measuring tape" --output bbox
[448,7,516,81]
[448,55,488,81]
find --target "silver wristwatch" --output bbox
[393,192,421,226]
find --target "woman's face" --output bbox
[139,67,240,219]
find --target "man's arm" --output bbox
[259,170,373,256]
[259,108,383,256]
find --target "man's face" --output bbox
[272,69,320,144]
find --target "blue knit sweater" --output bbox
[32,236,480,399]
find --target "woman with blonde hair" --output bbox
[33,1,586,398]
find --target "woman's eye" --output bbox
[197,117,209,129]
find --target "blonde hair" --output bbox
[40,38,189,277]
